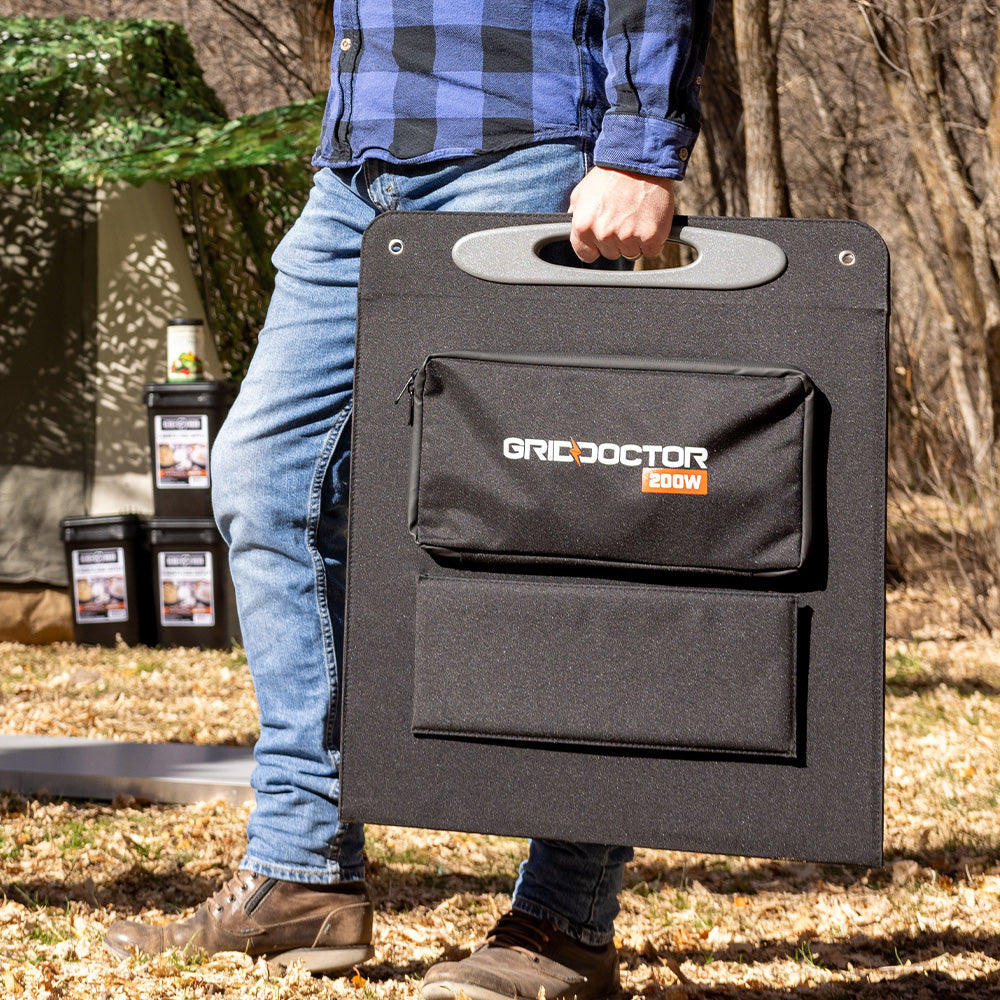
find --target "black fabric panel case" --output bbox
[344,214,889,866]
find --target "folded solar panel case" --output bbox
[343,213,889,865]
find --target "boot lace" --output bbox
[211,870,261,914]
[486,911,552,954]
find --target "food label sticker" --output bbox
[159,551,215,627]
[154,414,210,489]
[72,548,129,624]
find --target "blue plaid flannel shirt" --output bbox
[314,0,713,179]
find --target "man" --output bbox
[105,2,713,997]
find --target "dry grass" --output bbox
[2,587,1000,998]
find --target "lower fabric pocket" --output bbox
[412,575,799,757]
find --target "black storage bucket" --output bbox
[147,518,239,648]
[60,514,154,646]
[143,381,231,517]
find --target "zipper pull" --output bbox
[394,366,419,425]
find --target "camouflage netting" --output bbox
[0,16,322,378]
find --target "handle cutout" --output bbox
[536,239,698,272]
[452,222,787,289]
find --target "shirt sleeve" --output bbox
[594,0,714,179]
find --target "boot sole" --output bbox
[421,982,515,1000]
[267,943,375,975]
[105,937,374,976]
[421,980,618,1000]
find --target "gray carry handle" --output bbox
[451,221,787,289]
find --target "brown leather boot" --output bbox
[104,870,374,974]
[421,910,619,1000]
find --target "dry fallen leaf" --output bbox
[2,971,23,995]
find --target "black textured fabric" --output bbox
[409,353,813,575]
[412,575,798,756]
[342,212,889,865]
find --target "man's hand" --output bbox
[568,166,676,263]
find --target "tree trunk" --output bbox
[292,0,335,96]
[732,0,791,216]
[690,0,749,216]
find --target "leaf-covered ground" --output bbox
[3,585,1000,998]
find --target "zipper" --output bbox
[411,351,813,385]
[397,351,814,429]
[395,366,419,425]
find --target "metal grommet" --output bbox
[388,239,404,255]
[839,250,857,266]
[340,37,352,51]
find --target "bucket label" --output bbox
[72,548,128,624]
[154,414,210,489]
[158,551,215,627]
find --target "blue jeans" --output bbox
[211,140,633,946]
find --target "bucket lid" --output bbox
[147,517,222,545]
[60,513,144,541]
[143,380,232,406]
[147,517,217,530]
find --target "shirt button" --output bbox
[340,37,352,51]
[678,147,689,161]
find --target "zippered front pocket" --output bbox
[407,352,816,577]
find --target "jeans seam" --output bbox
[583,846,612,929]
[305,399,353,865]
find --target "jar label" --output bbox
[167,324,204,382]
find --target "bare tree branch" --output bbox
[208,0,313,91]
